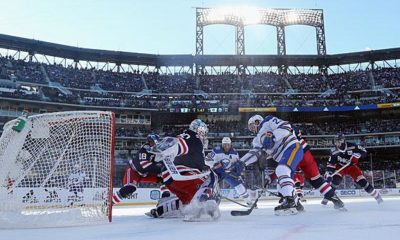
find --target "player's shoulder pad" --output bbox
[291,125,299,134]
[330,147,339,155]
[141,143,152,152]
[229,148,239,155]
[346,142,356,147]
[353,142,367,152]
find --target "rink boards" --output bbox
[2,187,399,207]
[113,187,400,206]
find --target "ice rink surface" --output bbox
[2,196,400,240]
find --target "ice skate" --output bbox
[274,196,298,216]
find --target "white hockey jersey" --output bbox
[252,115,299,162]
[205,145,239,170]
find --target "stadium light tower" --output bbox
[195,7,326,74]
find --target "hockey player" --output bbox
[324,134,383,204]
[244,125,345,211]
[246,114,304,215]
[67,164,88,206]
[112,134,167,204]
[149,119,220,221]
[205,137,254,206]
[293,127,345,209]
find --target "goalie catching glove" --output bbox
[150,137,180,162]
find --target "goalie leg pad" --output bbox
[156,196,183,218]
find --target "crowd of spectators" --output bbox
[0,56,46,84]
[116,126,151,137]
[1,55,400,109]
[373,67,400,88]
[111,118,400,139]
[295,119,400,135]
[359,160,400,171]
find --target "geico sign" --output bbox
[340,190,356,196]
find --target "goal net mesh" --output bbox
[0,111,115,228]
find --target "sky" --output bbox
[0,0,399,55]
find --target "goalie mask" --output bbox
[189,119,209,146]
[248,115,263,134]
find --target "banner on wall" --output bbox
[238,107,277,113]
[377,102,400,109]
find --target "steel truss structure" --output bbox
[195,7,326,73]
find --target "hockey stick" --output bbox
[162,155,210,181]
[329,161,351,177]
[220,195,250,208]
[264,189,281,198]
[230,193,262,216]
[230,183,268,216]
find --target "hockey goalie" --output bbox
[148,119,221,221]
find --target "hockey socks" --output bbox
[357,178,383,204]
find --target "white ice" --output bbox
[1,196,400,240]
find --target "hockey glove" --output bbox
[213,164,226,178]
[324,172,333,183]
[262,132,275,149]
[230,161,246,177]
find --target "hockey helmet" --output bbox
[221,137,232,152]
[334,133,346,152]
[248,115,263,133]
[147,134,160,146]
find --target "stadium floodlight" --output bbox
[241,6,263,25]
[203,6,262,25]
[285,11,300,24]
[198,7,324,27]
[195,6,327,73]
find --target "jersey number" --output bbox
[139,153,147,160]
[272,118,281,124]
[179,133,191,140]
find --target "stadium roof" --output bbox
[1,33,400,67]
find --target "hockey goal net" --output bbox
[0,111,115,228]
